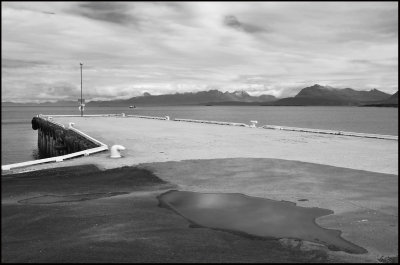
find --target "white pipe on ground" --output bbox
[110,145,126,158]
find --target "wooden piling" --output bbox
[46,134,50,157]
[42,132,47,157]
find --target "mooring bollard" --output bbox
[110,145,126,158]
[250,120,258,128]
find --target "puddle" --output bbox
[18,192,129,204]
[158,190,367,254]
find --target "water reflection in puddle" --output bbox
[158,190,367,254]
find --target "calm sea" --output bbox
[1,105,398,165]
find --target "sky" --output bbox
[2,1,398,103]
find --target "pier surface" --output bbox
[10,116,398,175]
[2,116,398,263]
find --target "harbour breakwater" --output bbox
[1,116,109,171]
[31,116,98,158]
[2,113,396,172]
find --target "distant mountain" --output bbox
[361,91,398,107]
[202,101,270,106]
[272,84,392,106]
[87,90,277,107]
[386,91,398,104]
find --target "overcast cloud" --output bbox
[2,2,398,102]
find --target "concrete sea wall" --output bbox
[1,115,108,171]
[31,116,99,158]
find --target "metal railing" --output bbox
[261,125,398,140]
[174,118,249,127]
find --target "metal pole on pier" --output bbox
[80,62,83,117]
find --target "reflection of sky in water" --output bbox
[159,190,367,254]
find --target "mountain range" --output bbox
[2,85,397,107]
[361,91,398,107]
[269,84,394,106]
[86,90,277,107]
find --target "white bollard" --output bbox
[110,145,126,158]
[250,120,258,128]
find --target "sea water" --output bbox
[1,105,398,165]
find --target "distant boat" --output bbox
[129,105,136,109]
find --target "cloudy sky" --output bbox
[2,2,398,102]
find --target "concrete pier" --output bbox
[19,116,397,175]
